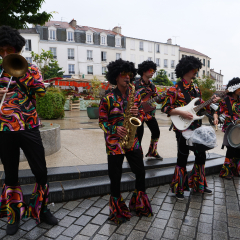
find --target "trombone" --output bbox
[0,54,28,111]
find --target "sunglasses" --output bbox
[193,69,198,73]
[0,46,16,55]
[120,72,134,78]
[148,69,155,74]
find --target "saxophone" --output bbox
[120,83,142,149]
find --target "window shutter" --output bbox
[107,35,115,47]
[43,27,48,40]
[28,40,32,51]
[121,37,126,48]
[93,33,100,45]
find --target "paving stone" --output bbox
[180,225,196,238]
[189,202,201,210]
[229,227,240,239]
[156,210,171,220]
[164,196,176,204]
[100,206,109,215]
[151,204,160,214]
[186,208,200,217]
[62,224,83,238]
[161,203,174,211]
[167,217,182,229]
[163,227,179,240]
[44,226,66,239]
[89,196,100,201]
[59,216,76,228]
[213,220,227,233]
[85,206,101,216]
[63,201,80,211]
[78,199,95,209]
[150,198,163,206]
[226,202,239,211]
[140,215,155,223]
[158,185,170,193]
[213,230,228,240]
[38,237,52,240]
[55,235,71,240]
[152,218,167,229]
[214,212,227,222]
[48,203,64,213]
[226,196,238,203]
[68,207,86,218]
[146,187,157,194]
[80,223,99,237]
[109,233,126,240]
[2,229,26,240]
[227,209,240,219]
[127,230,145,240]
[198,222,212,235]
[75,215,92,227]
[226,190,237,196]
[135,220,151,232]
[72,235,90,240]
[0,229,6,239]
[153,192,166,199]
[196,233,212,240]
[202,199,214,207]
[201,205,213,215]
[94,199,108,208]
[38,222,53,230]
[98,223,117,236]
[54,209,71,220]
[228,217,240,227]
[183,216,198,227]
[91,214,108,225]
[174,202,187,211]
[215,187,224,192]
[127,216,139,226]
[203,194,214,200]
[116,224,133,235]
[145,227,163,240]
[170,210,185,220]
[20,219,36,231]
[199,214,213,224]
[215,192,225,199]
[214,205,226,213]
[215,198,226,205]
[190,195,202,203]
[92,234,108,240]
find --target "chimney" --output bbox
[167,38,172,44]
[220,70,221,75]
[112,26,121,34]
[69,19,77,28]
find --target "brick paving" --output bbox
[1,174,240,239]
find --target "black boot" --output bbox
[40,209,58,225]
[6,220,20,235]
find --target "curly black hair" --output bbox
[137,60,157,76]
[175,56,202,78]
[226,77,240,95]
[106,59,137,85]
[0,25,26,52]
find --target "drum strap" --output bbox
[225,96,234,121]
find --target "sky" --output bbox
[40,0,240,84]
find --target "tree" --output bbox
[0,1,52,29]
[152,69,173,86]
[31,50,64,80]
[198,75,216,101]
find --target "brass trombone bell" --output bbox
[2,53,28,77]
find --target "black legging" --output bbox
[137,117,160,145]
[0,127,47,186]
[108,149,145,198]
[226,146,240,159]
[175,131,206,167]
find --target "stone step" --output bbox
[21,156,225,204]
[0,153,223,187]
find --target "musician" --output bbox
[161,56,218,200]
[214,77,240,179]
[0,26,57,235]
[134,61,163,159]
[105,83,113,95]
[99,59,153,224]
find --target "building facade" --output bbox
[210,69,224,90]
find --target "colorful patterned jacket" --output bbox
[216,96,240,132]
[99,87,144,155]
[161,78,210,132]
[133,78,164,121]
[0,63,45,131]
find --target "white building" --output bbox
[210,69,224,90]
[126,37,179,82]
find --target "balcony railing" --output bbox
[87,57,93,60]
[68,56,74,60]
[53,56,57,59]
[164,65,168,68]
[139,48,144,51]
[102,59,107,61]
[69,71,75,74]
[88,72,93,75]
[171,65,175,68]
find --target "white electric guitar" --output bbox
[170,88,231,131]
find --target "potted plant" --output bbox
[87,102,100,119]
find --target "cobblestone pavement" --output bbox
[0,174,240,240]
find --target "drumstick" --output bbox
[215,124,218,131]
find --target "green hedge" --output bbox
[36,88,66,119]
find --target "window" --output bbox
[196,72,199,77]
[131,40,135,50]
[156,44,160,53]
[115,37,121,47]
[102,67,106,75]
[49,30,56,40]
[67,31,74,41]
[156,58,160,67]
[25,40,31,51]
[86,34,92,43]
[148,43,152,52]
[101,35,106,45]
[202,59,205,66]
[171,60,175,68]
[208,60,210,68]
[68,48,74,60]
[203,70,205,76]
[164,59,168,68]
[87,50,93,60]
[171,72,174,80]
[148,57,152,61]
[172,46,175,55]
[26,57,32,64]
[68,64,75,74]
[87,65,93,74]
[50,47,57,59]
[207,71,209,76]
[139,41,144,51]
[116,53,121,60]
[101,51,107,61]
[164,46,168,54]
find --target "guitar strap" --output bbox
[225,96,234,121]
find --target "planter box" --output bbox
[80,99,100,110]
[87,107,99,119]
[64,99,70,111]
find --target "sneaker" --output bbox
[145,153,163,160]
[176,192,184,200]
[6,221,20,235]
[40,209,58,225]
[204,188,212,194]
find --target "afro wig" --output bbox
[226,77,240,95]
[175,56,202,78]
[0,25,26,52]
[137,60,157,76]
[106,59,137,85]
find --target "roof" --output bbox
[44,21,123,36]
[210,69,223,76]
[180,47,210,58]
[19,28,38,34]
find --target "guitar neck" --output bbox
[147,92,166,104]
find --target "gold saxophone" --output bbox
[120,83,142,149]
